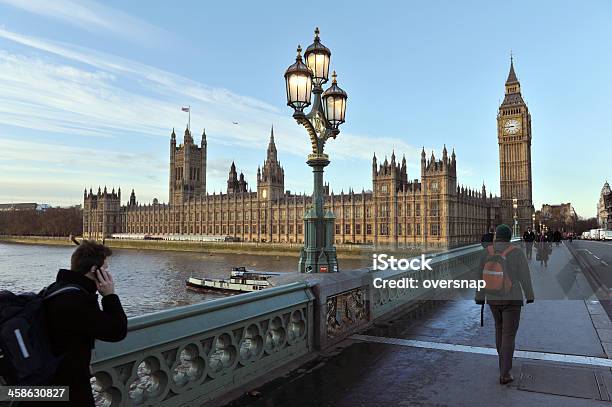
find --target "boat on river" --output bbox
[186,267,282,293]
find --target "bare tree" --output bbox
[0,207,83,237]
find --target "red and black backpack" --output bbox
[482,245,515,294]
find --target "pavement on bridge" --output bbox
[229,240,612,407]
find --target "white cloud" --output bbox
[0,28,422,162]
[0,0,169,46]
[0,28,301,149]
[0,137,162,169]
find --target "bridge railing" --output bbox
[91,282,314,406]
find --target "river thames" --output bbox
[0,242,366,317]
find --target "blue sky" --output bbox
[0,0,610,218]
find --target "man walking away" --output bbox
[476,224,534,385]
[22,240,127,407]
[523,227,536,260]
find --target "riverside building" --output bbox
[83,127,499,249]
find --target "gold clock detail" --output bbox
[503,119,521,135]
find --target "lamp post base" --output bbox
[298,156,339,273]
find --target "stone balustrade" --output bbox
[91,282,314,406]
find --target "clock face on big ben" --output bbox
[261,189,267,199]
[503,119,521,135]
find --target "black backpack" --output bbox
[0,284,85,385]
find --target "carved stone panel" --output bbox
[326,287,369,339]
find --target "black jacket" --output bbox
[23,269,128,406]
[475,242,535,306]
[523,231,536,242]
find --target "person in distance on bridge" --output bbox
[475,224,535,385]
[553,230,562,247]
[523,227,536,260]
[536,232,551,267]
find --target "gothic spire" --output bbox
[184,126,193,144]
[267,126,277,162]
[506,54,519,84]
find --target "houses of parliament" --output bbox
[83,60,534,248]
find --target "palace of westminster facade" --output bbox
[83,60,534,248]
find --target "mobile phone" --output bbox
[94,267,102,284]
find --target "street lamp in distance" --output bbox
[512,197,519,238]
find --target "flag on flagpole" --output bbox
[182,106,191,131]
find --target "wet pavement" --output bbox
[230,242,612,406]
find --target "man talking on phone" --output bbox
[23,240,128,406]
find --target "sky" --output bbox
[0,0,610,218]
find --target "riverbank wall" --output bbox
[0,235,383,260]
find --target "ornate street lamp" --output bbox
[284,45,313,112]
[304,27,330,86]
[284,27,348,273]
[323,72,347,128]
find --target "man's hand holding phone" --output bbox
[95,268,115,296]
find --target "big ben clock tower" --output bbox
[497,56,534,234]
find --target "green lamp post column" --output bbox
[284,28,347,273]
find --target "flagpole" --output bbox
[188,105,191,132]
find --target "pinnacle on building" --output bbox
[257,126,284,201]
[227,161,248,194]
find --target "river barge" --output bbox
[186,267,282,293]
